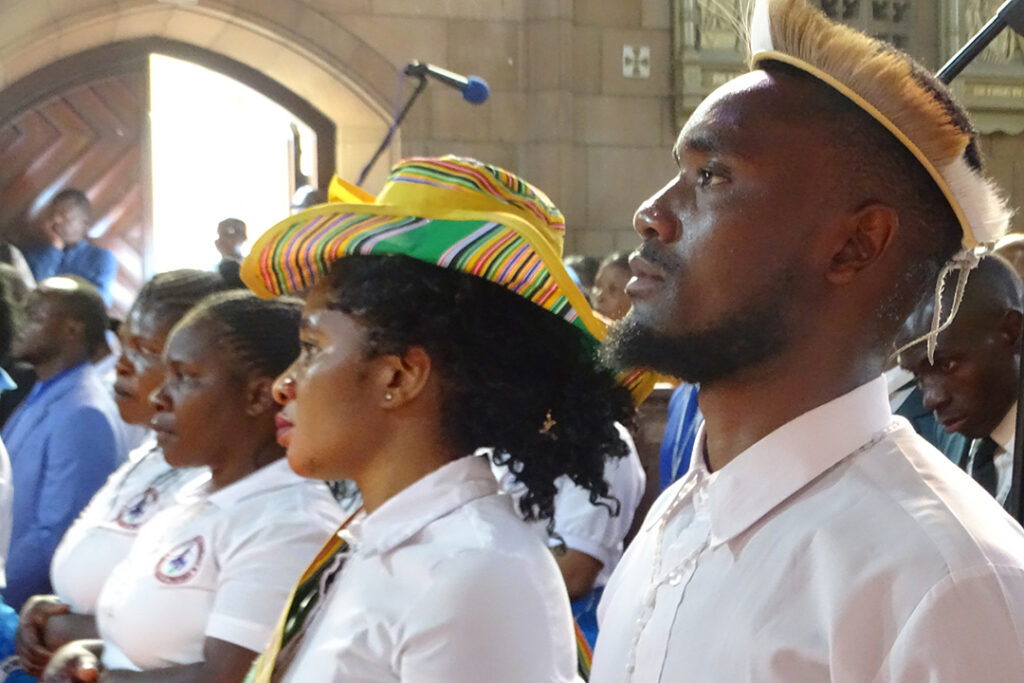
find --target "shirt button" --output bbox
[668,571,683,586]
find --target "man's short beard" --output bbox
[601,284,793,385]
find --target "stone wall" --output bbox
[0,0,678,256]
[1,0,1018,253]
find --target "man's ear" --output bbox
[998,308,1023,351]
[373,346,432,409]
[245,376,279,416]
[62,317,86,346]
[826,203,898,285]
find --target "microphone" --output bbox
[404,61,489,104]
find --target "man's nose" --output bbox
[633,177,683,244]
[921,379,950,413]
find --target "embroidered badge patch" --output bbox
[117,487,160,529]
[155,535,205,585]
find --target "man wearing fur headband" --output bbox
[595,0,1024,680]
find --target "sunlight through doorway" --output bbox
[149,53,316,273]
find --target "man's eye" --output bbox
[697,168,726,188]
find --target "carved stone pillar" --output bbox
[946,0,1024,135]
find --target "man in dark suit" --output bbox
[899,254,1023,506]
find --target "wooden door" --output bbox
[0,71,148,317]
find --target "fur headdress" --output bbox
[748,0,1012,358]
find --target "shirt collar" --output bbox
[700,375,893,547]
[884,365,915,395]
[24,362,90,404]
[991,401,1017,454]
[0,367,16,394]
[355,454,499,555]
[178,458,302,508]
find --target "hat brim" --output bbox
[242,202,657,404]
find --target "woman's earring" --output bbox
[384,391,394,402]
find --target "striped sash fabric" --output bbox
[247,514,358,683]
[575,619,593,680]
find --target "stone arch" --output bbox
[0,0,402,189]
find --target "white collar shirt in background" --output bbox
[883,365,916,412]
[51,440,207,614]
[97,459,342,671]
[591,376,1024,683]
[963,401,1016,506]
[0,439,11,589]
[281,454,578,683]
[492,423,646,586]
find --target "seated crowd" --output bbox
[0,161,649,682]
[2,2,1024,681]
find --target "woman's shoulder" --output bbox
[215,474,345,542]
[401,492,556,573]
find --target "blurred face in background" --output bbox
[592,262,632,321]
[44,198,90,246]
[114,307,176,426]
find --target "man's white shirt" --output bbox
[591,376,1024,682]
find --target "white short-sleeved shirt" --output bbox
[280,455,578,683]
[591,376,1024,683]
[51,440,206,614]
[96,459,343,672]
[492,423,646,586]
[0,439,12,589]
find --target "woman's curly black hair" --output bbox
[322,254,636,530]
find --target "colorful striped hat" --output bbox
[241,155,654,403]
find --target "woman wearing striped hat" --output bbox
[243,156,650,682]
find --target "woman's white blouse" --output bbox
[492,423,646,586]
[51,441,205,614]
[96,459,343,671]
[280,455,578,683]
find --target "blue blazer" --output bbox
[0,363,126,609]
[23,241,118,306]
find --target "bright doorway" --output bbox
[149,53,317,272]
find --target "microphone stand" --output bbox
[357,72,428,187]
[937,0,1024,84]
[936,0,1024,522]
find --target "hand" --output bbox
[42,641,102,683]
[39,215,65,249]
[16,595,70,677]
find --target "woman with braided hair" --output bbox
[16,269,233,676]
[40,290,345,683]
[239,156,647,683]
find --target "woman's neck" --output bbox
[356,422,459,514]
[209,440,285,491]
